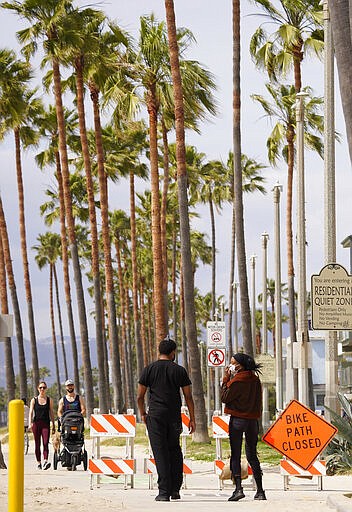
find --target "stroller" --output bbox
[53,411,88,471]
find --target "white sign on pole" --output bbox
[311,264,352,330]
[207,348,226,367]
[206,321,226,347]
[0,314,13,339]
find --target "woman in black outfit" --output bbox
[221,353,266,501]
[29,381,56,470]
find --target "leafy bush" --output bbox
[325,392,352,475]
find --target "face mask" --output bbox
[229,364,239,374]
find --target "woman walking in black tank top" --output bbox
[29,381,56,470]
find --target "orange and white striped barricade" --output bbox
[144,457,193,489]
[212,413,255,490]
[280,458,326,491]
[89,412,136,490]
[212,413,230,490]
[180,407,193,488]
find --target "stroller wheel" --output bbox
[71,454,78,471]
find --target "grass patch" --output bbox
[97,423,281,465]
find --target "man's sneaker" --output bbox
[171,491,181,500]
[43,461,51,470]
[155,495,170,502]
[37,463,42,470]
[254,490,266,500]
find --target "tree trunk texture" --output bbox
[14,128,40,388]
[52,58,94,415]
[233,0,253,356]
[165,0,209,442]
[76,59,108,413]
[55,153,80,391]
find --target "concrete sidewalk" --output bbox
[1,444,352,511]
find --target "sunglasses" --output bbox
[39,386,46,390]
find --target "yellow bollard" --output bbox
[8,399,24,512]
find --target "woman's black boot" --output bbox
[253,471,266,500]
[228,476,245,501]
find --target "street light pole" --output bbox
[296,92,309,406]
[250,255,257,356]
[261,233,269,354]
[261,232,270,429]
[324,0,338,420]
[273,182,283,411]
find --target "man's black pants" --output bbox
[146,415,183,497]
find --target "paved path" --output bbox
[1,442,351,511]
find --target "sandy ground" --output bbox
[1,436,352,511]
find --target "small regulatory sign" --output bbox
[207,348,226,367]
[262,399,337,470]
[206,321,226,347]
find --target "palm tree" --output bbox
[0,236,15,400]
[58,7,110,412]
[0,195,27,397]
[164,0,209,442]
[252,83,323,347]
[33,232,62,398]
[226,152,267,345]
[36,105,80,392]
[232,0,253,356]
[329,0,352,161]
[0,48,41,389]
[2,0,95,415]
[249,0,324,91]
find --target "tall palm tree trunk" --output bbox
[232,0,252,356]
[52,57,94,416]
[0,195,27,397]
[130,169,143,379]
[75,59,108,413]
[165,0,209,442]
[14,128,40,387]
[50,265,61,400]
[90,84,123,413]
[161,118,170,326]
[53,265,68,380]
[55,154,79,390]
[146,85,168,344]
[0,237,15,400]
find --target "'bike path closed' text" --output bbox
[262,399,338,470]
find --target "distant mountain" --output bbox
[0,336,98,388]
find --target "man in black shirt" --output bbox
[137,337,196,502]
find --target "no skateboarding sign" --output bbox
[207,348,226,367]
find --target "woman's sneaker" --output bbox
[37,463,42,470]
[43,461,51,470]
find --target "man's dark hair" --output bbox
[159,337,177,355]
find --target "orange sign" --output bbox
[262,399,338,470]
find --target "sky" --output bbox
[0,0,351,342]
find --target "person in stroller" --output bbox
[55,380,87,471]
